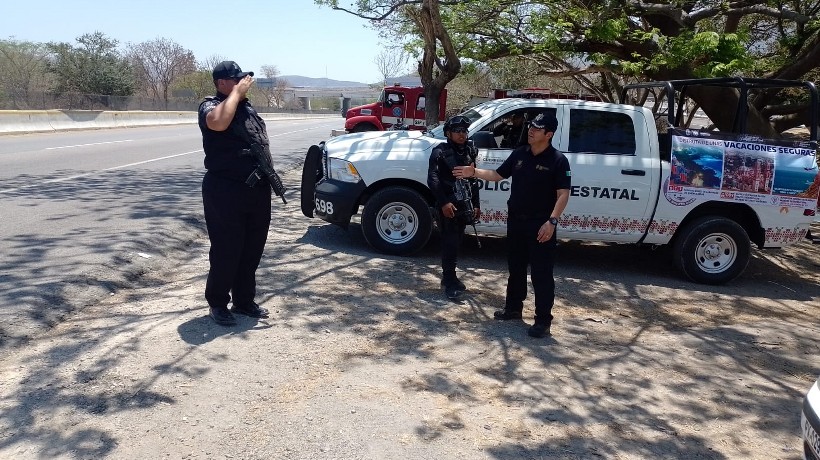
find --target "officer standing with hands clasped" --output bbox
[454,111,570,337]
[198,61,273,326]
[427,115,481,300]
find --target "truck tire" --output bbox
[300,145,324,218]
[362,187,432,255]
[352,123,377,133]
[672,216,751,285]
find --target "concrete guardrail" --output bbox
[0,110,338,135]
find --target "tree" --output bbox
[441,62,494,114]
[0,38,52,109]
[317,0,461,127]
[256,64,290,108]
[374,48,409,86]
[127,37,196,109]
[322,1,818,135]
[172,55,226,102]
[441,1,820,136]
[46,32,134,107]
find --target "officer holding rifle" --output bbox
[198,60,281,326]
[427,115,481,300]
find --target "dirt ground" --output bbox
[0,166,818,459]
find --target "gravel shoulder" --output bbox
[0,167,818,459]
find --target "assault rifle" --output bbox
[453,177,481,249]
[242,143,287,204]
[441,140,481,247]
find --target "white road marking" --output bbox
[2,122,329,194]
[0,150,202,194]
[269,127,316,137]
[45,140,135,150]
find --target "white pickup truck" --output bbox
[300,78,819,284]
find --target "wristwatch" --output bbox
[548,217,559,226]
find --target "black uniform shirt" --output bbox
[427,140,481,209]
[496,144,571,217]
[198,92,268,180]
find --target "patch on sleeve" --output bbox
[566,171,572,176]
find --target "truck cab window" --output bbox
[568,109,636,155]
[385,93,404,107]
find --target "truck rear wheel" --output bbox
[362,187,432,255]
[672,216,751,284]
[300,145,324,218]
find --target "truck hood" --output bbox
[346,102,378,118]
[324,130,441,186]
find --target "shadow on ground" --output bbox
[2,162,818,458]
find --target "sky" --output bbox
[5,0,395,84]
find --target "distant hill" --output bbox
[279,75,371,88]
[383,75,422,87]
[275,74,423,88]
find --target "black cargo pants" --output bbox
[504,216,556,326]
[438,211,466,284]
[202,172,271,309]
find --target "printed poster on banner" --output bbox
[665,128,819,209]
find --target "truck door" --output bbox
[382,90,406,129]
[410,93,427,129]
[554,105,658,242]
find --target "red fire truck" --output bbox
[342,85,447,133]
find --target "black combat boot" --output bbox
[441,272,463,300]
[527,322,551,338]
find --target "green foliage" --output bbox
[0,38,52,108]
[171,70,214,101]
[586,18,629,43]
[46,32,135,100]
[423,0,816,86]
[665,31,753,77]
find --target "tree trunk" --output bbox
[653,70,778,138]
[409,0,461,128]
[686,86,777,137]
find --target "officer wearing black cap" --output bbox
[427,115,481,300]
[454,111,571,337]
[198,60,272,326]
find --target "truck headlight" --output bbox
[328,158,362,183]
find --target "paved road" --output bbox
[0,119,340,348]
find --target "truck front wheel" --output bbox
[300,144,324,218]
[362,187,432,255]
[351,123,378,133]
[672,216,751,284]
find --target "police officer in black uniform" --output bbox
[427,115,481,300]
[454,111,570,337]
[198,61,272,326]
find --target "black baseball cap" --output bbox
[212,61,254,80]
[529,111,558,132]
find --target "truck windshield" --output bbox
[427,108,483,139]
